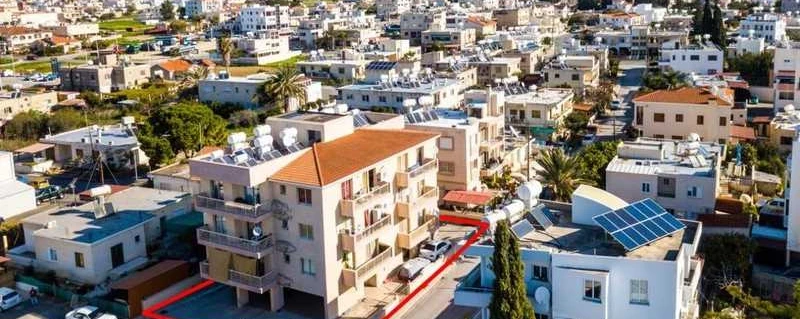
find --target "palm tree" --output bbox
[663,70,688,89]
[181,66,209,88]
[256,66,307,113]
[217,36,234,73]
[535,148,593,202]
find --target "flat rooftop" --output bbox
[41,124,139,147]
[277,111,345,123]
[338,77,460,94]
[405,109,475,128]
[505,88,573,105]
[606,138,723,176]
[772,111,800,130]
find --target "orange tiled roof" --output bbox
[0,26,42,36]
[730,125,755,140]
[271,129,439,187]
[465,16,496,26]
[50,35,76,45]
[442,190,495,205]
[573,103,593,112]
[633,87,732,106]
[158,59,193,72]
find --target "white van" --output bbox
[0,287,21,312]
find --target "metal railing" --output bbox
[352,182,391,205]
[344,214,392,242]
[195,194,272,220]
[197,226,273,257]
[408,158,437,178]
[355,246,393,278]
[341,182,391,216]
[200,261,278,293]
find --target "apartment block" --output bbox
[606,138,723,218]
[455,185,703,319]
[505,86,574,139]
[740,13,785,44]
[185,0,222,18]
[0,90,58,124]
[773,43,800,113]
[473,57,522,86]
[421,28,475,53]
[598,12,645,29]
[0,151,36,220]
[199,72,321,109]
[632,87,733,143]
[400,9,446,45]
[376,0,412,17]
[465,89,509,177]
[190,112,440,319]
[658,42,723,75]
[768,107,800,151]
[235,5,290,35]
[542,55,600,95]
[337,76,463,112]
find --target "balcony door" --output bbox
[341,179,352,200]
[110,243,124,268]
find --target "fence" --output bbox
[16,274,130,318]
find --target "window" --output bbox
[781,136,794,145]
[284,253,291,264]
[279,185,286,195]
[531,110,542,119]
[379,96,387,102]
[690,55,700,61]
[532,265,548,282]
[301,258,316,276]
[74,252,84,268]
[134,235,140,243]
[630,279,649,305]
[641,183,651,193]
[708,55,718,61]
[687,186,702,198]
[361,95,370,102]
[719,116,727,126]
[299,223,314,240]
[671,135,683,140]
[780,91,795,100]
[438,137,454,150]
[281,219,288,230]
[653,134,665,139]
[653,113,665,122]
[584,279,602,302]
[298,188,312,205]
[571,74,579,81]
[696,115,704,125]
[439,161,455,175]
[675,114,683,122]
[48,248,58,261]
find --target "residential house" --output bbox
[0,151,36,220]
[658,42,723,75]
[632,87,734,143]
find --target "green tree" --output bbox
[429,41,445,52]
[170,20,189,33]
[712,3,726,46]
[256,66,307,113]
[641,70,689,91]
[126,4,137,15]
[228,109,259,128]
[149,102,227,157]
[2,110,46,139]
[727,52,773,86]
[700,234,755,300]
[46,109,85,134]
[562,111,589,137]
[488,220,535,319]
[160,1,175,20]
[702,0,713,36]
[138,133,175,166]
[217,36,234,73]
[724,282,800,318]
[576,141,618,187]
[535,148,593,201]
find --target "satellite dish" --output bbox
[534,286,551,311]
[252,226,263,238]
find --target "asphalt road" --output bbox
[594,59,645,141]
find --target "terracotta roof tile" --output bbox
[0,26,42,36]
[730,125,755,140]
[465,16,496,26]
[442,190,495,205]
[158,59,193,72]
[633,87,732,106]
[271,129,439,187]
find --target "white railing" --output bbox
[408,158,437,178]
[197,227,273,256]
[356,246,393,278]
[345,214,392,242]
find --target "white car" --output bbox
[0,287,21,312]
[65,306,118,319]
[420,240,452,261]
[760,198,786,215]
[611,100,621,110]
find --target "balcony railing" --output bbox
[195,194,272,222]
[340,182,391,217]
[200,261,278,294]
[399,217,435,249]
[397,159,437,187]
[197,226,273,258]
[343,245,394,287]
[340,214,393,251]
[397,186,438,218]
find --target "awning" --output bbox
[14,142,54,154]
[730,125,755,141]
[442,190,495,206]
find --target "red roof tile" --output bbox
[633,87,733,106]
[442,190,495,205]
[730,125,755,140]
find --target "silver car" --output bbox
[420,240,452,261]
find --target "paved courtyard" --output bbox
[157,283,313,319]
[6,294,70,319]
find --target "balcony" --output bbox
[195,194,272,222]
[777,83,795,91]
[398,216,435,249]
[343,245,393,287]
[396,158,437,188]
[505,117,557,128]
[682,257,703,308]
[340,214,393,251]
[200,261,278,294]
[397,186,438,219]
[197,226,274,259]
[479,136,504,151]
[340,182,392,217]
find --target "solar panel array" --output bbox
[592,199,686,251]
[502,83,531,96]
[209,142,306,167]
[366,61,398,70]
[405,110,440,124]
[511,219,536,239]
[353,112,371,127]
[526,205,554,230]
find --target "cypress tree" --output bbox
[489,220,536,319]
[712,3,726,47]
[702,0,713,36]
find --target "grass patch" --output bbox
[9,61,53,74]
[0,139,35,152]
[262,54,307,68]
[221,54,308,76]
[99,18,149,37]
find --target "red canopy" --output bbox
[442,190,495,206]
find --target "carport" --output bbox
[110,260,191,318]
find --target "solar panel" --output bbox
[405,114,416,123]
[592,199,686,251]
[353,113,370,127]
[422,112,432,121]
[511,219,536,239]
[528,206,553,229]
[413,113,423,122]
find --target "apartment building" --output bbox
[233,34,295,65]
[464,89,514,177]
[0,151,36,220]
[728,35,765,57]
[787,128,800,264]
[768,106,800,151]
[46,23,99,38]
[493,7,530,29]
[337,76,463,112]
[740,13,785,44]
[596,26,689,58]
[9,186,190,284]
[376,0,412,17]
[400,9,446,45]
[542,55,600,95]
[632,87,734,143]
[455,184,704,319]
[502,49,543,76]
[473,57,521,86]
[632,3,667,24]
[0,90,58,125]
[421,28,475,53]
[773,43,800,113]
[235,5,290,35]
[658,42,723,75]
[185,0,222,18]
[59,54,151,93]
[199,72,321,109]
[606,138,723,218]
[296,59,368,82]
[598,12,645,29]
[189,113,440,319]
[504,86,574,139]
[562,39,611,72]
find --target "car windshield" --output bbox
[88,309,102,319]
[423,244,436,251]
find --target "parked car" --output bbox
[65,306,118,319]
[420,240,452,261]
[0,287,21,312]
[36,185,64,204]
[398,257,431,281]
[611,100,622,110]
[760,198,786,215]
[582,134,597,146]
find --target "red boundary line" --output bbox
[141,215,487,319]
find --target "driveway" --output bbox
[4,294,71,319]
